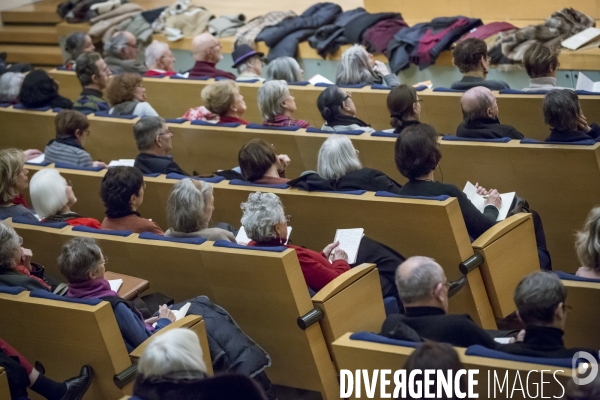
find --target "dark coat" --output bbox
[134,153,189,176]
[289,169,402,194]
[450,76,510,90]
[0,270,50,292]
[545,123,600,143]
[456,117,524,139]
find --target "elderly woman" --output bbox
[145,40,177,77]
[575,207,600,280]
[201,80,249,125]
[336,45,399,87]
[258,80,310,128]
[543,90,600,143]
[522,43,567,92]
[106,73,159,117]
[233,44,265,82]
[238,139,290,184]
[290,135,402,194]
[387,84,421,134]
[0,72,25,104]
[165,179,236,242]
[0,149,37,222]
[64,32,95,70]
[44,109,106,168]
[316,86,373,132]
[100,166,163,234]
[19,70,72,110]
[265,56,303,83]
[29,169,101,228]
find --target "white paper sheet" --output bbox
[463,181,515,222]
[562,27,600,50]
[236,226,292,245]
[108,279,123,292]
[27,154,45,164]
[575,72,600,92]
[108,159,135,167]
[308,74,334,85]
[494,337,512,344]
[331,228,364,264]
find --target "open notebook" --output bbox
[463,181,515,222]
[329,228,364,264]
[153,302,191,327]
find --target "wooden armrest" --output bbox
[129,315,202,360]
[311,263,376,303]
[472,213,532,249]
[104,271,150,301]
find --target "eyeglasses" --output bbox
[486,55,492,63]
[83,129,91,137]
[563,304,573,313]
[126,43,138,49]
[18,236,23,246]
[158,129,172,136]
[355,149,360,155]
[416,98,423,103]
[284,215,291,222]
[141,182,147,190]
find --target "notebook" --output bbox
[575,72,600,92]
[330,228,364,264]
[108,159,135,167]
[108,279,123,292]
[463,181,515,222]
[561,27,600,50]
[153,302,191,327]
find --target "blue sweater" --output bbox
[113,303,171,352]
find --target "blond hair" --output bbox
[0,149,25,203]
[201,80,238,116]
[576,207,600,271]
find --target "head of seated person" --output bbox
[44,110,95,167]
[387,84,421,134]
[238,139,290,184]
[396,256,449,313]
[575,206,600,280]
[106,73,158,117]
[336,44,397,87]
[258,80,309,128]
[317,135,362,180]
[316,86,372,132]
[394,123,441,182]
[201,80,249,125]
[64,32,95,67]
[145,40,176,76]
[523,43,562,92]
[19,69,73,109]
[0,72,25,104]
[103,31,146,76]
[165,178,235,242]
[451,38,509,91]
[189,33,235,80]
[0,148,36,221]
[564,372,600,400]
[543,90,599,142]
[265,57,303,83]
[73,52,111,112]
[132,116,179,172]
[233,44,265,81]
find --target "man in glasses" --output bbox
[188,33,236,80]
[104,31,147,75]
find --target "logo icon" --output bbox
[572,351,599,385]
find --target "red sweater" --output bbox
[101,214,164,235]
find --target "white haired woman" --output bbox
[29,169,101,229]
[258,80,310,128]
[165,179,236,242]
[0,149,37,222]
[201,80,249,125]
[576,207,600,280]
[290,135,402,194]
[144,40,176,77]
[264,56,303,83]
[336,44,399,87]
[0,72,25,104]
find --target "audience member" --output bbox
[0,337,92,400]
[290,135,402,194]
[144,40,176,77]
[522,43,567,92]
[336,44,399,87]
[64,32,95,70]
[316,86,373,132]
[201,80,249,125]
[189,33,236,80]
[165,179,236,242]
[258,80,310,128]
[232,44,265,82]
[456,86,524,139]
[451,38,509,91]
[575,207,600,280]
[73,52,111,112]
[564,373,600,400]
[543,90,600,142]
[29,169,101,228]
[100,166,164,234]
[44,110,106,168]
[106,73,158,117]
[386,84,421,134]
[0,72,25,104]
[497,272,598,359]
[238,139,290,184]
[103,31,147,75]
[19,70,72,110]
[0,149,37,222]
[133,116,188,175]
[265,56,303,83]
[381,256,497,348]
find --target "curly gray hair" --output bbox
[0,222,20,272]
[240,192,286,243]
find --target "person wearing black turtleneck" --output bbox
[543,89,600,143]
[387,84,422,135]
[317,86,374,133]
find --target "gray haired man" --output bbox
[104,31,147,75]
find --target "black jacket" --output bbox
[456,117,524,139]
[450,76,510,91]
[134,153,189,176]
[289,168,402,194]
[381,306,497,349]
[545,124,600,143]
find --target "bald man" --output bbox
[188,33,236,80]
[456,86,524,139]
[103,31,147,75]
[380,256,497,348]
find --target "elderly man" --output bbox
[451,38,509,91]
[188,33,235,79]
[497,272,598,359]
[232,44,265,82]
[543,90,600,143]
[104,31,147,75]
[380,256,497,348]
[456,86,524,139]
[133,116,189,175]
[73,52,111,112]
[144,40,176,77]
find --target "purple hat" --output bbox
[231,44,265,68]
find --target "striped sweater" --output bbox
[44,141,93,167]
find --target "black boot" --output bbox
[61,365,93,400]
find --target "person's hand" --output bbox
[323,241,340,258]
[144,316,158,325]
[577,114,592,133]
[23,149,43,160]
[331,247,349,262]
[158,304,176,322]
[484,189,502,209]
[20,248,33,271]
[474,182,489,196]
[276,154,290,173]
[373,60,390,76]
[92,161,108,168]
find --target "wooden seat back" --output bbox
[0,368,9,400]
[561,278,600,350]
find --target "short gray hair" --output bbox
[29,169,68,219]
[104,32,127,58]
[58,237,103,284]
[514,272,566,325]
[336,45,376,86]
[240,192,286,242]
[167,179,213,233]
[461,88,494,123]
[65,32,88,59]
[576,207,600,271]
[0,222,20,272]
[0,72,25,103]
[265,57,302,82]
[543,90,580,132]
[133,116,166,151]
[395,256,445,304]
[138,328,207,377]
[257,80,289,120]
[145,40,169,69]
[317,135,362,180]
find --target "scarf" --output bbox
[67,278,119,299]
[14,265,50,290]
[111,100,139,116]
[326,114,370,128]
